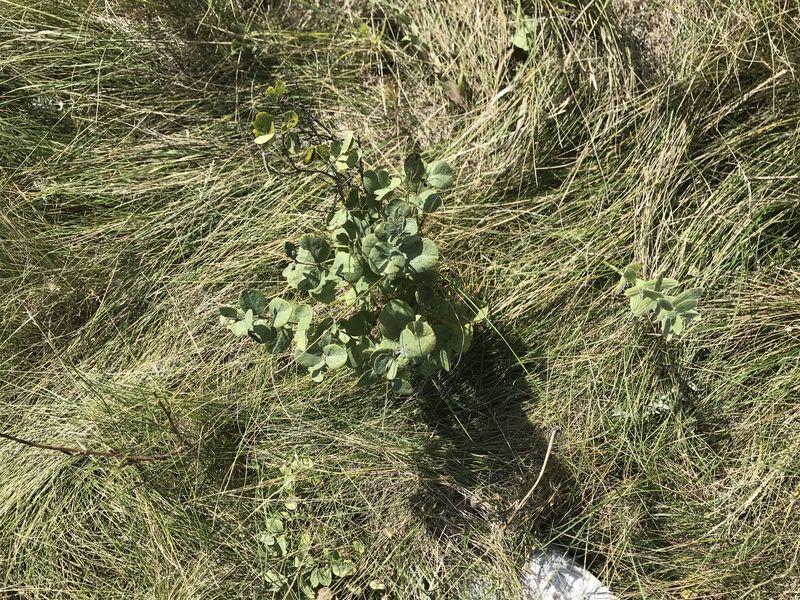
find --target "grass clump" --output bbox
[1,0,799,598]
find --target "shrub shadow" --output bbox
[409,327,574,544]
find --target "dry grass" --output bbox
[1,0,799,598]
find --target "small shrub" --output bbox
[219,83,483,394]
[619,263,702,340]
[253,453,358,597]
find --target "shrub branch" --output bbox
[0,431,188,465]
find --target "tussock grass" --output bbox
[1,0,799,597]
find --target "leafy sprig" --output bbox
[619,263,702,340]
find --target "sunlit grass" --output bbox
[1,0,799,597]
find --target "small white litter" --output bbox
[522,548,616,600]
[468,546,616,600]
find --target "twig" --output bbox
[500,427,559,533]
[157,398,187,446]
[0,431,186,465]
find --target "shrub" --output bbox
[219,83,483,394]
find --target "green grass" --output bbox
[1,0,799,597]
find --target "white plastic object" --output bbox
[522,548,616,600]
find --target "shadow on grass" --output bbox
[409,327,575,545]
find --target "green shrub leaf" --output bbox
[368,241,404,275]
[330,558,353,578]
[285,131,301,154]
[239,290,267,314]
[253,112,275,143]
[290,304,313,330]
[400,318,436,360]
[657,298,675,311]
[401,236,438,273]
[622,262,642,283]
[363,170,390,194]
[281,110,299,132]
[342,310,372,336]
[267,298,293,328]
[339,130,354,154]
[413,189,442,213]
[425,160,453,189]
[299,234,331,263]
[404,153,425,186]
[323,344,348,369]
[309,277,337,304]
[219,306,238,319]
[389,378,413,395]
[379,299,415,339]
[230,309,255,337]
[296,350,324,368]
[331,251,363,283]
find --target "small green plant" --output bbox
[619,263,702,340]
[219,83,483,394]
[254,454,358,597]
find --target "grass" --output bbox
[1,0,799,597]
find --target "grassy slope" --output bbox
[1,0,799,598]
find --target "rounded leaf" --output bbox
[253,112,275,143]
[368,241,404,276]
[331,559,354,578]
[268,297,293,328]
[400,236,438,273]
[332,251,364,283]
[372,352,396,377]
[413,189,442,213]
[284,263,322,291]
[622,262,642,283]
[342,310,372,337]
[230,317,252,337]
[339,130,355,154]
[285,132,301,154]
[337,149,360,171]
[385,198,413,219]
[239,290,267,314]
[447,321,473,353]
[316,144,331,160]
[425,160,453,189]
[266,80,286,99]
[302,146,316,164]
[291,304,313,330]
[299,234,331,263]
[252,323,293,353]
[361,233,380,259]
[363,170,390,194]
[344,187,361,209]
[378,177,402,200]
[309,362,326,382]
[389,378,413,395]
[326,208,348,230]
[379,299,415,339]
[399,319,437,360]
[309,277,337,304]
[296,350,324,368]
[323,344,348,370]
[219,306,238,319]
